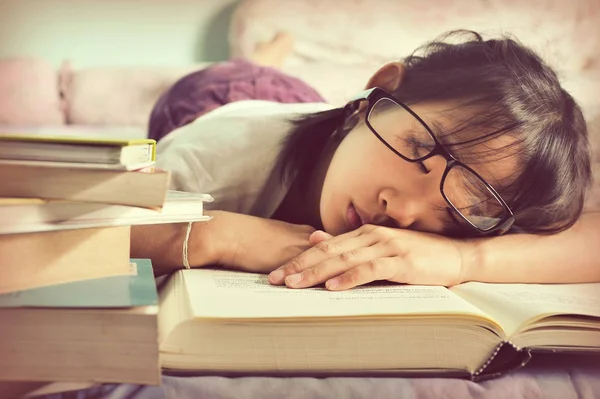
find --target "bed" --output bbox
[34,353,600,399]
[3,0,599,397]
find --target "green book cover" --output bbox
[0,258,157,308]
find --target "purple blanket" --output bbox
[148,59,325,142]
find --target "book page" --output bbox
[451,282,600,337]
[183,269,492,321]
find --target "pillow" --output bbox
[0,58,64,125]
[230,0,600,72]
[280,62,379,106]
[60,62,213,127]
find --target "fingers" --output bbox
[308,230,333,246]
[268,229,378,285]
[281,245,388,289]
[325,257,400,290]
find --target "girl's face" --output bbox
[318,101,517,236]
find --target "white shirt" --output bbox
[155,100,334,218]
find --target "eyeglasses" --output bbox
[343,87,515,236]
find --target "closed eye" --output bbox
[409,142,430,174]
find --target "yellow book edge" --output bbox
[0,133,157,161]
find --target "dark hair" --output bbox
[277,30,592,235]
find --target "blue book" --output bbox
[0,258,157,308]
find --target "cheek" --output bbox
[323,136,378,196]
[319,134,408,230]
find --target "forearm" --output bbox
[462,212,600,284]
[130,211,219,276]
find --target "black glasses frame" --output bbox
[344,87,515,236]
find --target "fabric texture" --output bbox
[230,0,600,72]
[59,62,212,127]
[148,59,326,142]
[37,353,600,399]
[155,100,333,219]
[0,58,64,125]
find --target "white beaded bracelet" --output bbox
[182,221,193,269]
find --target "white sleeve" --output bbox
[155,101,333,214]
[155,121,267,214]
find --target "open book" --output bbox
[159,269,600,380]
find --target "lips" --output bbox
[346,203,364,231]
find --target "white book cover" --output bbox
[0,191,213,234]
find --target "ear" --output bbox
[365,62,406,92]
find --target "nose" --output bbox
[379,188,429,230]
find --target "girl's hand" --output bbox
[205,211,317,274]
[267,224,472,290]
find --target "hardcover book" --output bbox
[0,133,156,170]
[158,268,600,380]
[0,259,160,385]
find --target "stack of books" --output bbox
[0,133,212,389]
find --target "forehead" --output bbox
[405,100,465,126]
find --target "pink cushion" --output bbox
[60,62,212,126]
[0,58,64,125]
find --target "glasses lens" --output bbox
[367,98,435,160]
[443,165,507,231]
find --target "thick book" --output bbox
[0,225,131,294]
[0,133,156,170]
[0,160,170,208]
[158,269,600,381]
[0,259,160,385]
[0,191,213,234]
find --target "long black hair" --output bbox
[277,30,592,235]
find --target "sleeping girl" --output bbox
[131,30,600,290]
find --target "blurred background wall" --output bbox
[0,0,239,67]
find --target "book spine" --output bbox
[472,341,532,382]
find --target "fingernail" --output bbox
[326,278,339,290]
[269,270,284,284]
[285,273,302,287]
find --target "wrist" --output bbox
[187,210,223,267]
[131,223,193,275]
[455,238,485,283]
